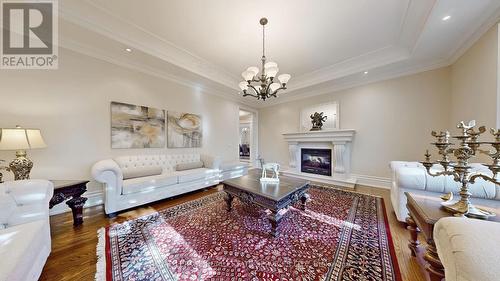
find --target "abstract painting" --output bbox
[110,102,165,148]
[167,111,202,148]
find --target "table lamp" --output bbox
[0,126,47,180]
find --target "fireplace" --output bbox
[301,148,332,176]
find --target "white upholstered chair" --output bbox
[0,179,54,281]
[434,217,500,281]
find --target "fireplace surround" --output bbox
[282,130,356,188]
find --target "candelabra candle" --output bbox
[422,120,498,219]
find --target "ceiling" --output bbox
[57,0,500,108]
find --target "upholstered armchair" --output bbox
[0,179,54,281]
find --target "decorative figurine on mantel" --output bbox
[310,112,327,131]
[261,163,280,183]
[421,120,499,219]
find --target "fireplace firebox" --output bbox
[301,148,332,176]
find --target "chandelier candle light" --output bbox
[239,18,291,100]
[422,120,499,219]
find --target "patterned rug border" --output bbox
[95,185,402,281]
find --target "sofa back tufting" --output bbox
[114,154,201,175]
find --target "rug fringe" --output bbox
[95,227,106,281]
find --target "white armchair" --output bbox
[0,179,54,281]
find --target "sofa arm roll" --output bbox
[201,154,222,170]
[91,159,123,192]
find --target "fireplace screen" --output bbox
[301,148,332,176]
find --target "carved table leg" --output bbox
[300,193,310,211]
[268,210,283,237]
[406,216,420,257]
[424,240,445,281]
[66,196,88,226]
[224,192,234,212]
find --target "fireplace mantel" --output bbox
[282,129,355,143]
[282,129,356,188]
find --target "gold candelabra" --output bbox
[422,120,499,219]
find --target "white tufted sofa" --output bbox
[390,161,500,222]
[0,179,54,281]
[92,153,222,215]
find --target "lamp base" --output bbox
[9,150,33,180]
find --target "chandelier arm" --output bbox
[247,84,260,95]
[242,92,259,98]
[270,86,287,97]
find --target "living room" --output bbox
[1,1,499,280]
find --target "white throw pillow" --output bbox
[122,166,163,180]
[176,161,204,171]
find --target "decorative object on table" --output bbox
[167,111,202,148]
[300,102,339,132]
[260,162,280,182]
[49,180,89,226]
[421,120,499,219]
[110,101,165,149]
[97,185,401,280]
[309,112,327,131]
[0,126,47,180]
[238,18,291,101]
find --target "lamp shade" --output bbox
[278,74,291,84]
[269,83,280,92]
[241,70,255,81]
[0,128,47,150]
[238,81,248,91]
[265,66,279,78]
[26,129,47,149]
[246,66,259,77]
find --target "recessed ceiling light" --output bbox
[125,48,133,53]
[363,71,368,75]
[442,15,451,21]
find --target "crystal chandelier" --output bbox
[239,18,291,100]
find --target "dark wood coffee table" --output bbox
[405,192,500,281]
[222,169,310,237]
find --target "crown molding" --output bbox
[58,0,240,90]
[59,37,257,109]
[285,0,436,93]
[55,0,498,109]
[257,58,450,108]
[447,6,500,64]
[287,45,410,92]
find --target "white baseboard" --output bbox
[353,174,391,190]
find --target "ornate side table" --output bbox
[405,192,499,281]
[50,180,89,226]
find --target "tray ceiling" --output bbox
[58,0,500,108]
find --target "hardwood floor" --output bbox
[39,184,428,281]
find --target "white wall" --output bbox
[450,23,498,130]
[259,67,451,179]
[0,49,245,185]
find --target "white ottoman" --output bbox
[434,217,500,281]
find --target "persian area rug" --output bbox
[96,186,401,281]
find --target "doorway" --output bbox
[238,108,258,166]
